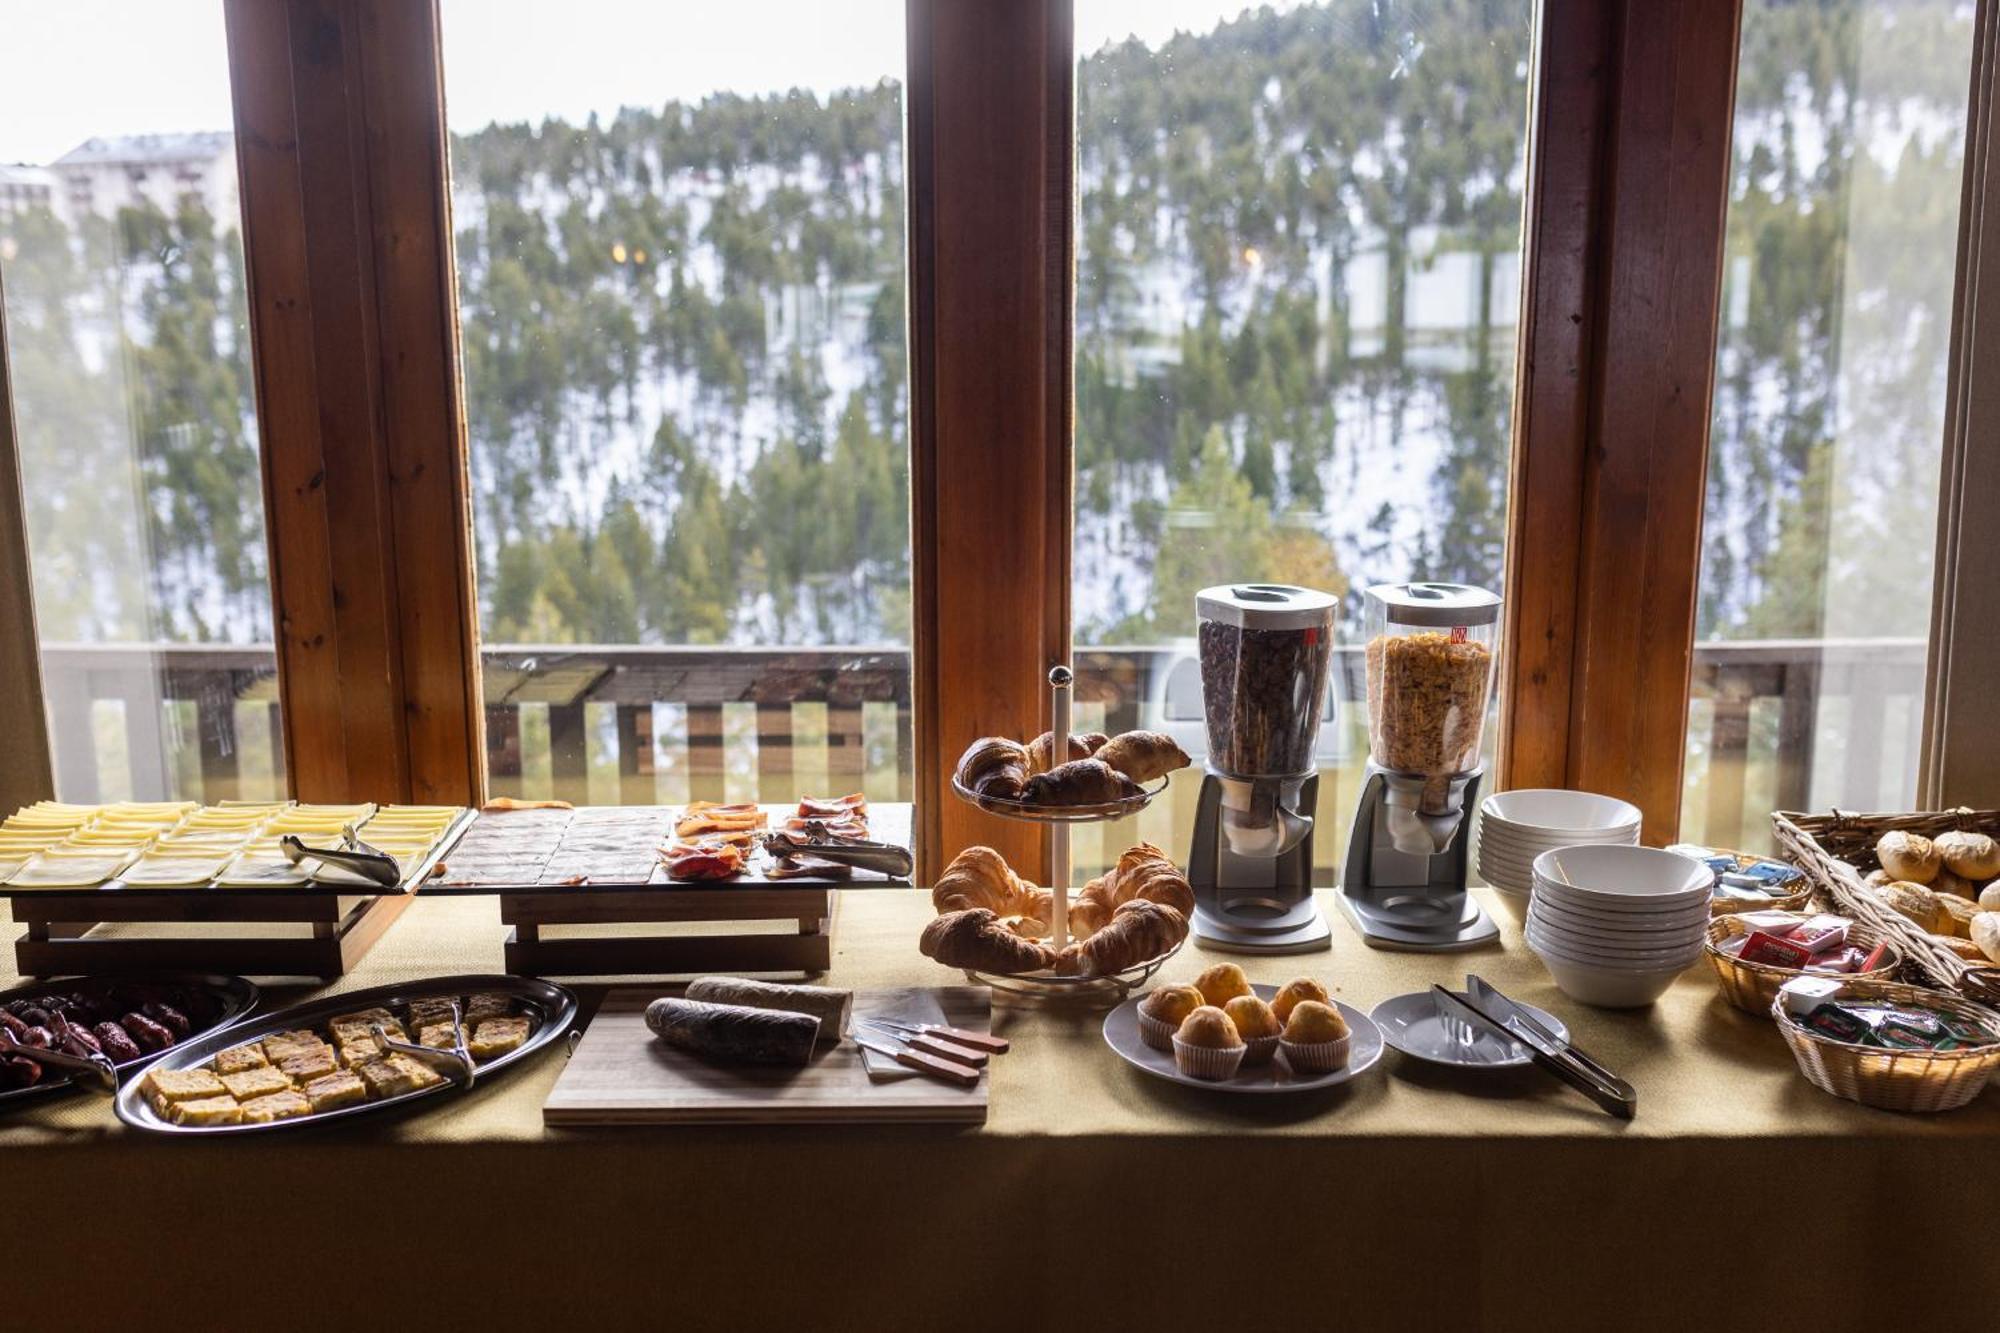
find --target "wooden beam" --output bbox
[0,263,55,812]
[225,0,482,806]
[1924,0,2000,809]
[1501,0,1743,844]
[906,0,1074,883]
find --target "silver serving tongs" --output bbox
[1432,983,1637,1119]
[281,823,402,889]
[761,825,914,879]
[0,1032,119,1096]
[371,1001,476,1090]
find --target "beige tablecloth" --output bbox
[4,888,1994,1331]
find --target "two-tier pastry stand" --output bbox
[948,665,1178,1007]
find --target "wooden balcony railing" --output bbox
[35,637,1928,862]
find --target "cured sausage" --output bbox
[684,977,852,1044]
[93,1023,143,1064]
[121,1013,175,1053]
[644,998,817,1068]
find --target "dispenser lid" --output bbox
[1196,583,1340,630]
[1366,582,1501,627]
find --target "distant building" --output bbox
[47,132,238,227]
[0,165,56,221]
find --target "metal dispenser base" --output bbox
[1339,767,1498,953]
[1188,772,1331,955]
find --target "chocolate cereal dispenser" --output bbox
[1339,582,1501,951]
[1186,584,1338,954]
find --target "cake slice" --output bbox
[302,1069,367,1113]
[142,1067,227,1117]
[213,1043,270,1075]
[219,1066,294,1102]
[239,1090,313,1123]
[169,1095,243,1126]
[469,1017,532,1060]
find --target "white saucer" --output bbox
[1102,984,1383,1094]
[1368,990,1570,1069]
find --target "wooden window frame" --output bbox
[1500,0,1745,844]
[223,0,484,807]
[9,0,1993,859]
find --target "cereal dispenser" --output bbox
[1338,582,1501,951]
[1186,584,1339,954]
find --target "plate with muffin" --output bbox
[114,974,575,1134]
[1102,963,1384,1093]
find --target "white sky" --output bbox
[0,0,1280,165]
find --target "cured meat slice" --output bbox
[797,793,867,819]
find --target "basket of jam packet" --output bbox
[1705,910,1901,1016]
[1669,844,1812,915]
[1772,975,2000,1112]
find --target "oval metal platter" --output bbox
[950,773,1169,823]
[114,973,576,1136]
[0,972,260,1110]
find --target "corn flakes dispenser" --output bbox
[1338,582,1501,951]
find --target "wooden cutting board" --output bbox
[542,986,990,1125]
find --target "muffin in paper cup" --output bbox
[1240,1033,1281,1067]
[1172,1034,1247,1081]
[1138,1010,1178,1053]
[1280,1033,1350,1076]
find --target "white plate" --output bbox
[1369,990,1570,1069]
[1102,984,1383,1095]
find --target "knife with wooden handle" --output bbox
[853,1033,981,1087]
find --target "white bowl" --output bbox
[1476,849,1536,893]
[1478,820,1640,852]
[1531,845,1713,907]
[1528,888,1711,932]
[1481,789,1644,834]
[1530,943,1689,1007]
[1525,919,1705,965]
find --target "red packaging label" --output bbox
[1738,930,1815,969]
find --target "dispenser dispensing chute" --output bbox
[1339,581,1502,952]
[1185,583,1338,954]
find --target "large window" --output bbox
[441,0,913,807]
[0,2,282,804]
[1681,0,1973,851]
[1068,0,1534,873]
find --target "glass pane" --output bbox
[1682,0,1972,852]
[0,2,284,804]
[441,0,912,807]
[1070,0,1535,874]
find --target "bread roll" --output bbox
[1973,912,2000,964]
[1876,831,1941,884]
[1980,881,2000,913]
[1942,935,1991,962]
[1936,893,1979,938]
[1932,869,1977,901]
[1878,881,1947,933]
[1865,868,1893,888]
[1935,830,2000,881]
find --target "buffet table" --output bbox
[5,887,1995,1332]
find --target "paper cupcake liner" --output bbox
[1138,1010,1178,1053]
[1171,1035,1246,1081]
[1281,1033,1351,1075]
[1239,1033,1281,1067]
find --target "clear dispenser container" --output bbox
[1362,583,1501,798]
[1195,584,1338,778]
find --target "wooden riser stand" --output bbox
[500,885,836,978]
[11,892,412,980]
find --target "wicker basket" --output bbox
[1687,845,1812,916]
[1770,808,2000,1006]
[1771,978,2000,1113]
[1704,915,1900,1016]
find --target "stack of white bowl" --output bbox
[1475,789,1642,920]
[1524,844,1716,1007]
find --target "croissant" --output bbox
[1066,880,1119,939]
[921,908,1058,973]
[1124,860,1195,918]
[1026,730,1108,774]
[1094,730,1191,785]
[1054,899,1187,977]
[931,845,1029,915]
[1020,758,1142,807]
[955,736,1031,800]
